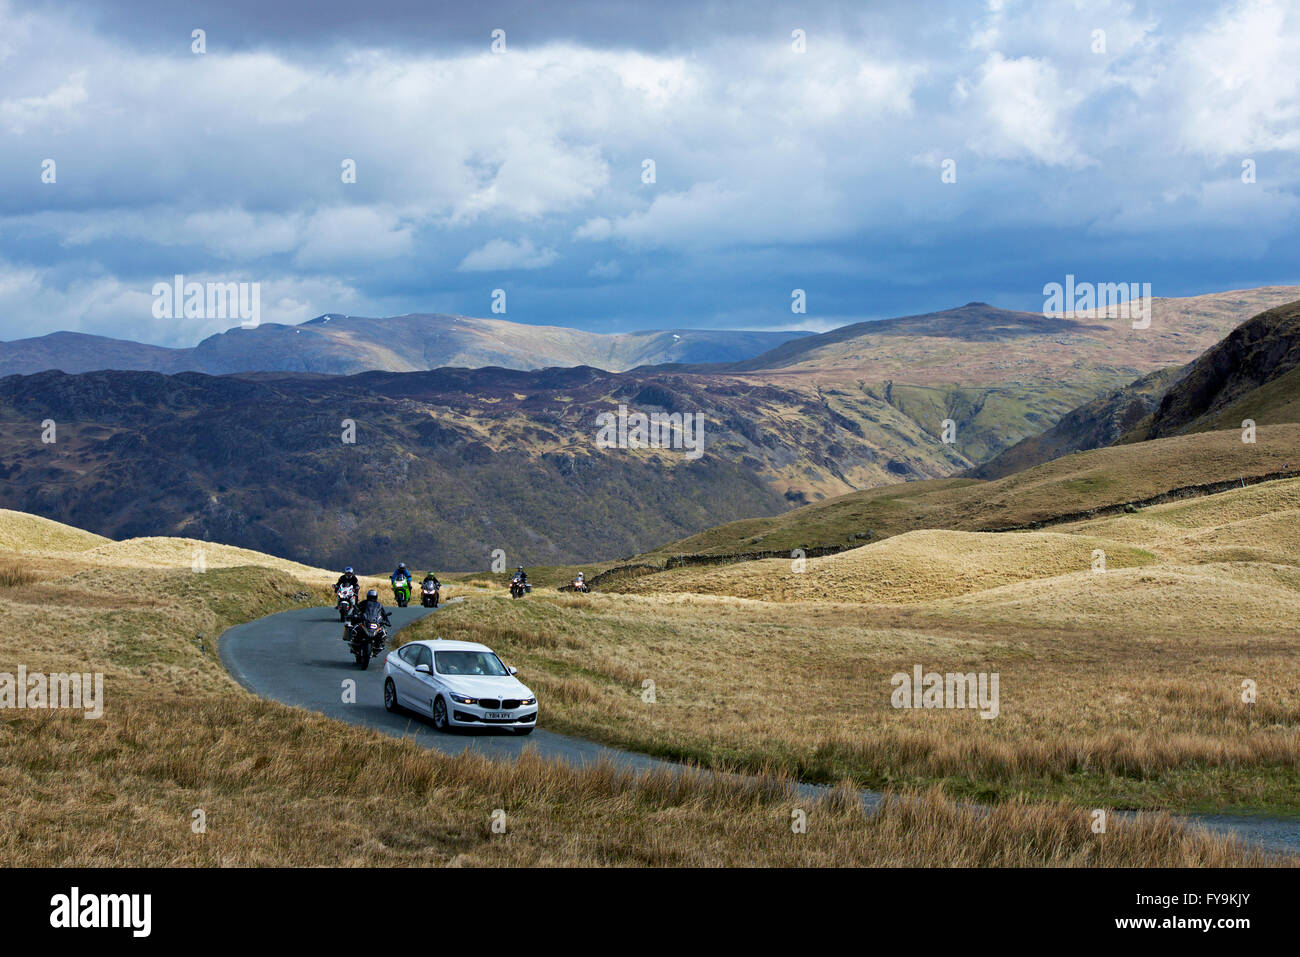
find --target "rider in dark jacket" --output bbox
[422,571,440,586]
[513,565,528,584]
[349,589,391,627]
[335,567,360,592]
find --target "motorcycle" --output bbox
[344,605,388,669]
[420,579,441,608]
[571,578,591,593]
[509,575,531,599]
[335,583,358,621]
[392,577,412,608]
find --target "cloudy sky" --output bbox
[1,0,1297,346]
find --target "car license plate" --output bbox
[486,711,512,720]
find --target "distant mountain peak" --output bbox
[0,314,808,376]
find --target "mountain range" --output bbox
[0,315,810,376]
[1,286,1296,570]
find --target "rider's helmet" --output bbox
[344,566,353,574]
[517,565,524,572]
[398,562,407,571]
[367,589,378,600]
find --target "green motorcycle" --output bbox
[392,577,412,607]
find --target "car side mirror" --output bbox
[507,666,518,676]
[415,664,432,675]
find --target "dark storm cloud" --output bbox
[57,0,882,53]
[1,0,1296,345]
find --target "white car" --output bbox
[383,639,537,734]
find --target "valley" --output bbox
[2,288,1296,573]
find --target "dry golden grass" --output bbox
[0,698,1274,867]
[409,476,1300,814]
[411,590,1300,811]
[78,536,332,577]
[4,511,1263,865]
[0,509,1281,865]
[0,509,109,553]
[1062,478,1300,566]
[0,563,39,588]
[620,530,1156,603]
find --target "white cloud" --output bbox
[0,69,88,134]
[1172,0,1300,157]
[294,207,416,268]
[0,260,365,346]
[964,53,1093,167]
[457,237,558,272]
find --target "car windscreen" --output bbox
[435,651,508,676]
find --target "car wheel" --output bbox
[383,678,399,713]
[431,696,450,731]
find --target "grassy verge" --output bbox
[1,693,1277,867]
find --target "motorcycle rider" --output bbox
[348,588,392,631]
[573,571,587,591]
[422,571,440,587]
[335,566,360,593]
[390,562,412,588]
[512,565,528,585]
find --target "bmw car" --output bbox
[383,639,537,734]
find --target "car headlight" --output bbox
[449,693,477,705]
[520,697,536,706]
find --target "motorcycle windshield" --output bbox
[361,608,384,624]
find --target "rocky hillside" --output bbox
[1122,298,1300,441]
[0,364,944,570]
[969,366,1186,479]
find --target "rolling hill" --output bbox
[626,424,1300,562]
[616,452,1300,617]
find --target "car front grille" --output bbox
[479,699,500,709]
[502,699,521,709]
